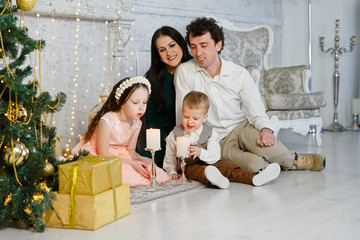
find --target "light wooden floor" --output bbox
[2,130,360,239]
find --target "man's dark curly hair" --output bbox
[185,17,225,54]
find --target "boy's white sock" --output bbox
[204,166,230,189]
[252,163,281,187]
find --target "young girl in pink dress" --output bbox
[72,76,170,186]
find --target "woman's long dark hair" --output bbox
[146,26,192,114]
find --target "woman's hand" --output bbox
[257,128,276,147]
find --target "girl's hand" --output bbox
[131,160,150,179]
[188,146,201,159]
[171,174,182,179]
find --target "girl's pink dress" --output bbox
[71,111,170,186]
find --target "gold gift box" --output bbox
[46,184,131,230]
[58,155,122,195]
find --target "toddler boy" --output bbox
[163,91,280,189]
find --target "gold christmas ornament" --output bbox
[43,160,54,177]
[16,0,36,11]
[5,103,28,123]
[2,140,29,167]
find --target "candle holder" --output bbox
[145,148,161,187]
[347,114,360,131]
[179,157,187,183]
[319,19,356,132]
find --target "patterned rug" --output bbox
[130,179,205,206]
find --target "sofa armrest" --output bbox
[264,92,326,110]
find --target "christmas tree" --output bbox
[0,1,66,232]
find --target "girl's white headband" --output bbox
[115,76,151,100]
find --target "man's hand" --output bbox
[257,128,276,147]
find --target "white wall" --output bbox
[282,0,360,128]
[16,0,359,152]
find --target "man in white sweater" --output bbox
[174,17,326,172]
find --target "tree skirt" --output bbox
[130,179,205,205]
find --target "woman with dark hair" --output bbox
[138,26,192,168]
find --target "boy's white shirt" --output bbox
[163,124,221,175]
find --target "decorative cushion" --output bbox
[264,92,326,110]
[261,65,307,94]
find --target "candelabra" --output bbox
[145,148,161,187]
[319,19,356,132]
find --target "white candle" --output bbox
[353,98,359,115]
[176,136,190,158]
[146,128,160,150]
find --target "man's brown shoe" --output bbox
[294,153,326,171]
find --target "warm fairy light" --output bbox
[107,5,110,8]
[83,105,87,109]
[118,73,121,76]
[118,10,121,14]
[72,123,75,127]
[75,83,78,87]
[130,51,134,55]
[102,67,106,71]
[36,31,39,35]
[118,57,121,61]
[88,73,91,77]
[91,42,94,45]
[72,116,75,119]
[51,18,55,22]
[75,67,79,71]
[74,51,78,54]
[76,18,80,22]
[130,67,133,70]
[52,87,55,91]
[100,83,104,87]
[75,34,78,38]
[66,144,69,148]
[86,89,89,92]
[94,9,97,13]
[105,21,109,25]
[36,13,40,17]
[104,52,107,56]
[130,37,134,40]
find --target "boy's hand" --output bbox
[171,174,182,179]
[188,146,201,159]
